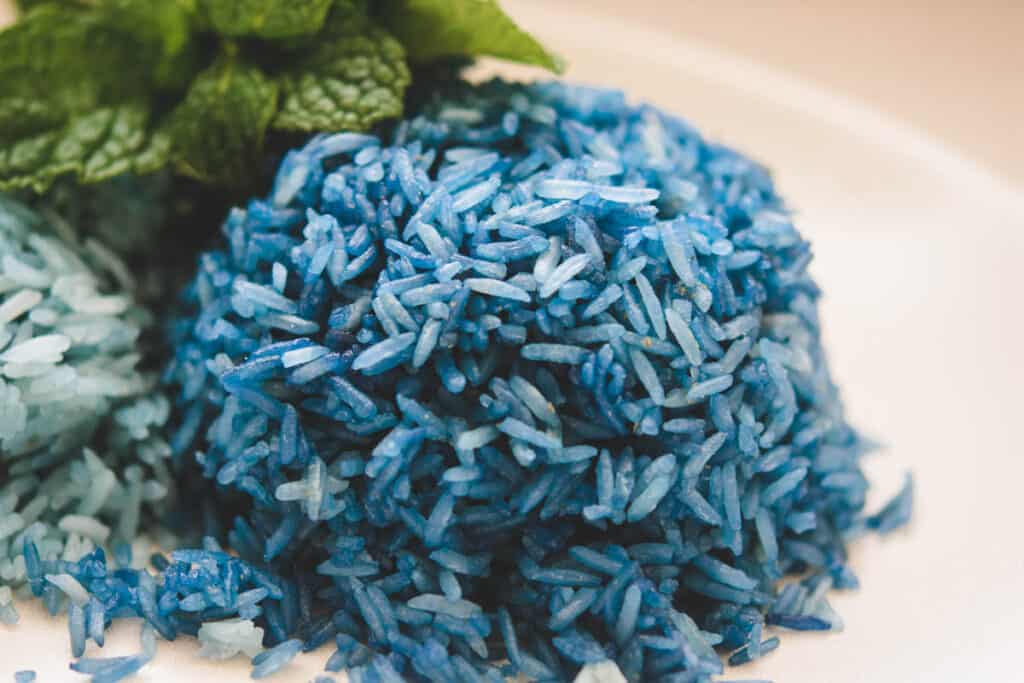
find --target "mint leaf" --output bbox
[0,2,195,116]
[0,96,64,142]
[1,6,142,114]
[13,0,66,10]
[198,0,333,39]
[377,0,561,72]
[169,57,279,185]
[96,0,198,88]
[272,17,410,133]
[0,1,193,190]
[0,104,168,192]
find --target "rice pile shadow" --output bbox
[4,80,911,682]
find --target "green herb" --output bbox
[0,0,559,191]
[376,0,562,72]
[273,8,410,133]
[197,0,334,40]
[169,56,279,184]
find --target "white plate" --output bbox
[5,2,1024,680]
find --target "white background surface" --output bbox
[3,2,1024,681]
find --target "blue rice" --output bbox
[4,79,912,682]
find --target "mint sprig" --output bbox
[0,0,560,191]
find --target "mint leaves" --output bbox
[197,0,334,39]
[378,0,562,72]
[0,0,559,191]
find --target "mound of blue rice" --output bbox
[11,79,911,682]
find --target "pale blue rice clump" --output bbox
[0,197,173,620]
[29,79,910,682]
